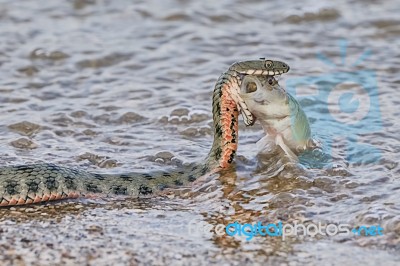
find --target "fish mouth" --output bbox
[238,74,281,126]
[253,98,270,105]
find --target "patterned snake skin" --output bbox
[0,59,289,206]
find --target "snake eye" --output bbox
[265,60,273,68]
[245,81,257,93]
[282,63,287,68]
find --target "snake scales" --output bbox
[0,59,289,206]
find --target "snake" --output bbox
[0,59,290,206]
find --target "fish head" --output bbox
[239,75,289,121]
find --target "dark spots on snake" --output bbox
[215,124,223,138]
[188,174,196,182]
[111,185,127,195]
[174,180,183,186]
[63,175,77,190]
[25,180,40,193]
[86,183,102,193]
[162,172,171,178]
[177,171,185,175]
[230,116,236,131]
[215,102,221,116]
[214,146,222,160]
[188,166,198,177]
[230,114,236,127]
[200,165,208,175]
[227,150,236,164]
[138,185,152,195]
[44,176,58,191]
[142,173,153,179]
[230,115,237,144]
[219,87,223,97]
[15,165,33,172]
[93,173,105,180]
[119,174,133,181]
[4,180,19,195]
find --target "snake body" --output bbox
[0,59,289,206]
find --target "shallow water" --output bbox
[0,0,399,265]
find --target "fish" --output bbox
[239,75,314,160]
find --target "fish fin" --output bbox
[228,85,254,126]
[238,100,254,126]
[275,134,298,161]
[256,134,275,154]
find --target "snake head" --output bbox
[229,59,290,76]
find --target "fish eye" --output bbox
[268,77,277,85]
[265,60,273,68]
[245,81,257,93]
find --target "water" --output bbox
[0,0,399,265]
